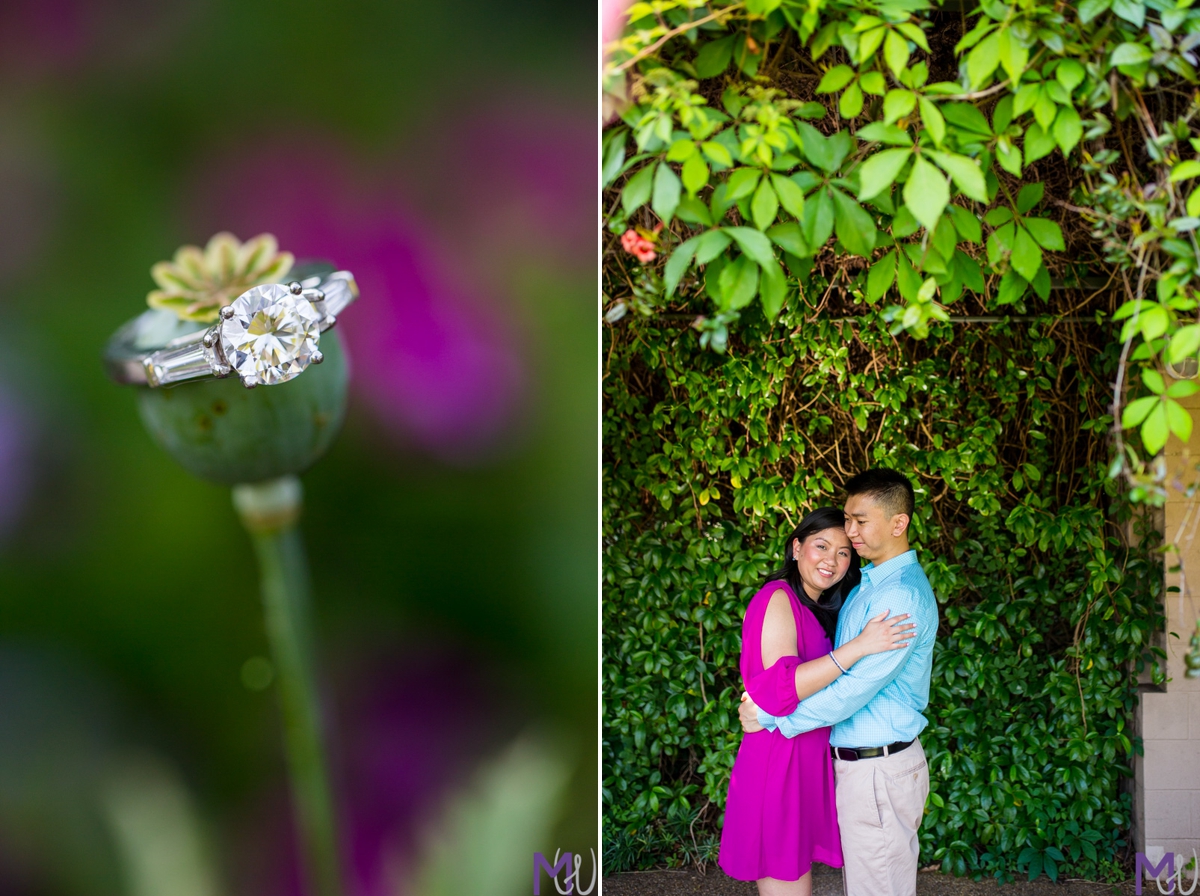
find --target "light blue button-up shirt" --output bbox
[757,549,938,748]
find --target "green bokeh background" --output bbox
[0,0,594,889]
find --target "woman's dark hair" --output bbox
[762,506,861,642]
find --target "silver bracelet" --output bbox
[829,651,848,674]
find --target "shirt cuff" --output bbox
[757,708,777,731]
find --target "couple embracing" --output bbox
[718,468,938,896]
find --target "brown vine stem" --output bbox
[607,4,746,76]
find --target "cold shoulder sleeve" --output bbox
[739,585,805,717]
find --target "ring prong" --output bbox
[324,313,337,328]
[219,305,235,320]
[241,377,258,389]
[311,350,324,365]
[288,281,303,295]
[213,364,232,378]
[202,332,216,348]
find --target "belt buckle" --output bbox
[835,747,858,761]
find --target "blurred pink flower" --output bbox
[242,648,510,896]
[621,228,658,263]
[406,97,594,270]
[188,142,524,464]
[603,0,632,46]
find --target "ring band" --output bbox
[105,270,357,389]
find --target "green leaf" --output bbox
[996,270,1027,306]
[759,259,787,320]
[1078,0,1112,22]
[1053,106,1083,156]
[693,229,732,265]
[801,187,835,249]
[622,163,656,214]
[942,103,991,136]
[664,235,701,297]
[858,25,887,63]
[996,140,1023,176]
[966,32,1001,89]
[1056,59,1085,92]
[771,174,806,219]
[1033,87,1058,131]
[856,122,913,145]
[1144,367,1167,395]
[1110,43,1152,66]
[676,195,712,225]
[1016,183,1044,214]
[725,168,762,201]
[1112,0,1145,27]
[1168,378,1200,398]
[682,153,710,195]
[1170,323,1200,363]
[652,163,682,223]
[1141,305,1170,341]
[695,35,735,78]
[858,148,911,201]
[701,141,734,168]
[831,188,877,256]
[903,153,949,231]
[817,65,856,93]
[1189,188,1200,218]
[795,122,847,174]
[766,222,810,257]
[722,226,777,269]
[751,178,779,230]
[883,89,917,125]
[1011,225,1043,281]
[997,27,1029,85]
[896,248,921,299]
[720,254,760,310]
[1171,160,1200,182]
[840,81,865,119]
[666,139,696,162]
[949,205,982,243]
[860,71,886,95]
[928,151,988,203]
[884,29,910,79]
[1024,123,1056,164]
[918,97,945,146]
[1142,402,1169,454]
[868,250,898,302]
[602,128,627,189]
[1024,217,1064,251]
[1122,395,1158,428]
[1167,397,1194,444]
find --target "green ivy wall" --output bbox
[602,303,1166,882]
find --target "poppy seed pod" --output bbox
[136,328,347,485]
[114,257,351,485]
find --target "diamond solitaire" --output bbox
[218,283,323,387]
[104,270,358,389]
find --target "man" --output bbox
[738,468,938,896]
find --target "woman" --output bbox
[718,506,916,895]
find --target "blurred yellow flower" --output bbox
[147,232,294,323]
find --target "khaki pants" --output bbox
[833,737,930,896]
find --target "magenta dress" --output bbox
[718,580,843,881]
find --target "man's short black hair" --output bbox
[844,468,915,519]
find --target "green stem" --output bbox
[233,476,344,896]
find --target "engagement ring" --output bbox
[105,270,357,389]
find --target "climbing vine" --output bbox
[602,0,1198,882]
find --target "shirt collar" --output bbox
[861,549,917,586]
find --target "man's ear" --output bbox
[892,513,911,538]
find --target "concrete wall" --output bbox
[1136,384,1200,871]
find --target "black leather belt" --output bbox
[831,739,913,761]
